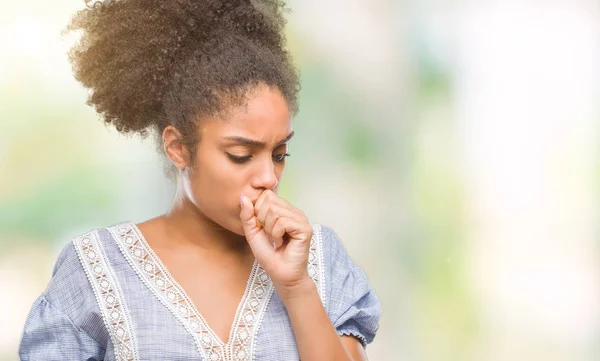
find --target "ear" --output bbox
[162,125,190,169]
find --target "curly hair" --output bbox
[65,0,300,163]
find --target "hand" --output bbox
[239,190,313,293]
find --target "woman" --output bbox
[19,0,381,360]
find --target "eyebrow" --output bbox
[223,131,295,147]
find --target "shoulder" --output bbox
[310,224,349,264]
[43,227,98,302]
[311,223,377,302]
[42,222,128,321]
[311,224,382,346]
[311,224,341,247]
[50,223,122,280]
[20,225,113,359]
[309,223,356,289]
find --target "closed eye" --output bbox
[226,153,252,164]
[226,153,291,164]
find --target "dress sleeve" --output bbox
[322,225,382,348]
[19,295,105,361]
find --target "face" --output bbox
[175,85,293,235]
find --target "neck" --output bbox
[157,189,252,258]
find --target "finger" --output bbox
[253,189,273,217]
[240,193,276,258]
[255,190,295,219]
[256,200,270,228]
[239,193,261,239]
[271,217,310,249]
[271,216,288,249]
[262,207,278,235]
[256,194,296,226]
[259,203,298,236]
[263,208,283,248]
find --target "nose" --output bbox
[250,157,279,191]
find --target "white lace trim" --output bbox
[108,221,324,361]
[73,230,139,361]
[107,223,218,359]
[308,224,326,307]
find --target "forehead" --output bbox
[203,86,293,142]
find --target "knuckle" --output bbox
[253,201,260,214]
[266,207,277,221]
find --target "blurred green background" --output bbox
[1,1,599,360]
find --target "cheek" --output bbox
[274,162,287,185]
[188,156,247,218]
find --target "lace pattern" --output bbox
[73,230,139,361]
[108,222,324,361]
[108,223,224,360]
[308,224,326,307]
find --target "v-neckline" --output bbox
[108,221,275,361]
[130,221,258,346]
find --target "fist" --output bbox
[239,190,313,290]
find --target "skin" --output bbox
[137,84,368,361]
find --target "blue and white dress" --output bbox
[19,222,381,361]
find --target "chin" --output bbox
[230,221,246,236]
[214,216,245,236]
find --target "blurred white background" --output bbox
[1,0,599,360]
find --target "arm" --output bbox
[341,336,369,360]
[239,192,379,360]
[278,279,368,361]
